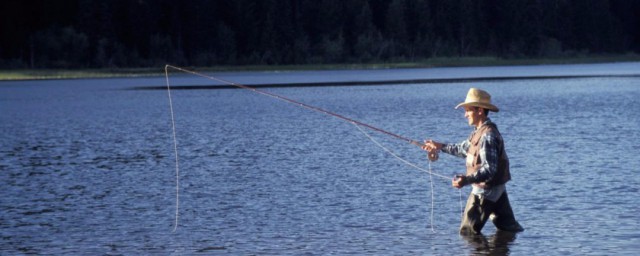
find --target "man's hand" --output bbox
[422,140,443,153]
[452,175,468,189]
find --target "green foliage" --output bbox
[0,0,639,68]
[29,26,89,68]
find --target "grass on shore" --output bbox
[1,54,639,81]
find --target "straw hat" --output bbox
[455,88,499,112]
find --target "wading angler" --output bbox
[423,88,524,235]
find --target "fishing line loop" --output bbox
[352,123,449,180]
[165,65,180,232]
[164,64,461,233]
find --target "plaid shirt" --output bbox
[441,119,505,201]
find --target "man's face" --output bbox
[464,106,482,127]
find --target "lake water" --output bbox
[1,63,639,255]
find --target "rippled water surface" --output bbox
[1,65,639,255]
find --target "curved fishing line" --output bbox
[353,123,451,180]
[459,189,464,219]
[428,160,436,232]
[352,123,449,180]
[164,65,426,148]
[164,64,456,232]
[165,65,180,232]
[352,122,448,233]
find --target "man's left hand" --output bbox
[452,175,467,189]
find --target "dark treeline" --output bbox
[1,0,639,69]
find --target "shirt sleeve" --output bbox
[441,139,469,159]
[466,132,499,183]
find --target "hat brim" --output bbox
[455,102,500,112]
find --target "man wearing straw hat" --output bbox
[423,88,524,235]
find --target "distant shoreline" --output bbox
[2,55,640,81]
[131,74,640,90]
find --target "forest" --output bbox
[1,0,639,69]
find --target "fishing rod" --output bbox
[164,64,448,232]
[164,64,434,151]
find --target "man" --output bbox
[423,88,524,235]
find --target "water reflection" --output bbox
[461,230,517,256]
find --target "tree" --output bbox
[30,26,89,68]
[353,1,385,62]
[385,0,409,59]
[2,0,640,68]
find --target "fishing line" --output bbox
[353,123,449,233]
[164,65,425,148]
[352,123,448,180]
[428,160,436,232]
[164,64,458,232]
[459,188,464,219]
[165,65,180,232]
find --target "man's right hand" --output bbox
[422,139,443,152]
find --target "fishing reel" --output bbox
[427,150,439,162]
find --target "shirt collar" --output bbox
[475,118,493,130]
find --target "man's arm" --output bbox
[441,140,469,159]
[423,139,469,159]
